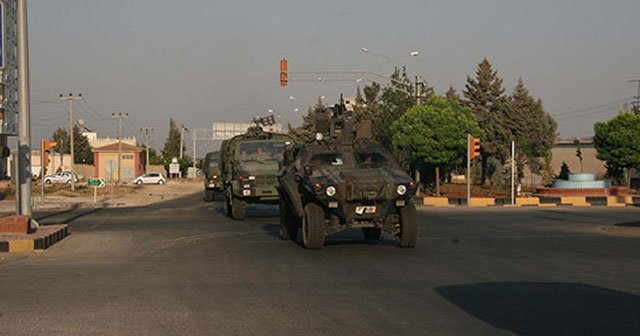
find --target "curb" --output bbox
[422,196,640,208]
[0,224,69,253]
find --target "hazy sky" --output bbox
[27,0,640,154]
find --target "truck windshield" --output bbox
[238,141,286,163]
[355,152,393,168]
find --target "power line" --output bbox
[551,97,631,118]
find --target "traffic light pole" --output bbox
[467,133,471,207]
[17,0,32,218]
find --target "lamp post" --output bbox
[360,47,419,62]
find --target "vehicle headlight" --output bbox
[396,185,407,196]
[213,175,217,179]
[325,185,336,197]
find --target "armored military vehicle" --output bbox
[278,98,418,249]
[201,151,223,202]
[220,115,294,220]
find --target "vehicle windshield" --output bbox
[238,141,286,163]
[355,152,393,168]
[309,152,355,168]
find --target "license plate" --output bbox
[355,206,376,215]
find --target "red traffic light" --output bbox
[279,58,288,87]
[469,136,481,160]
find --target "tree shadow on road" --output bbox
[436,282,640,335]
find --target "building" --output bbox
[92,143,143,182]
[83,132,136,148]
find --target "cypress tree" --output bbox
[463,58,511,185]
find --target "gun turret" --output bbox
[312,94,372,144]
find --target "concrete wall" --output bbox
[147,164,166,175]
[522,141,606,187]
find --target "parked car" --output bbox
[132,172,166,185]
[43,172,80,184]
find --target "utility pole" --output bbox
[140,127,154,173]
[16,0,32,218]
[112,112,129,183]
[179,125,188,159]
[628,79,640,113]
[467,134,471,207]
[192,129,197,172]
[414,75,426,104]
[59,93,81,191]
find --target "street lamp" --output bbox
[360,47,420,61]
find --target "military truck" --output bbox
[201,151,223,202]
[220,115,294,220]
[278,98,418,249]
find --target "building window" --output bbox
[122,155,134,160]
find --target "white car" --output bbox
[44,172,80,184]
[132,172,166,185]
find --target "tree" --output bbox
[391,96,483,188]
[558,162,571,180]
[162,118,182,160]
[540,150,555,186]
[289,96,325,142]
[50,126,93,164]
[507,78,557,178]
[573,139,583,173]
[375,67,415,149]
[445,86,461,103]
[463,58,511,185]
[594,111,640,186]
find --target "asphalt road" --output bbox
[1,191,640,335]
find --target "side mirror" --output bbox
[304,165,313,176]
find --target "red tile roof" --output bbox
[92,142,142,153]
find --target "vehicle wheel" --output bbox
[204,190,214,202]
[45,180,52,184]
[362,228,382,240]
[228,188,246,220]
[302,203,325,249]
[136,180,143,185]
[66,180,72,184]
[158,180,165,185]
[224,193,231,217]
[396,202,418,248]
[279,200,299,241]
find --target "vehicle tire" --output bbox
[66,180,72,184]
[302,203,325,249]
[204,189,214,202]
[224,191,231,217]
[158,180,165,185]
[229,192,246,220]
[45,179,52,184]
[396,202,418,248]
[362,228,382,240]
[279,200,299,241]
[136,180,143,185]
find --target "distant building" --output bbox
[82,132,136,149]
[212,122,282,140]
[92,143,143,182]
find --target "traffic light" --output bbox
[469,136,481,160]
[42,140,57,171]
[279,58,288,87]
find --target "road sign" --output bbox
[88,178,106,188]
[169,163,180,174]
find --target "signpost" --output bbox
[169,157,180,179]
[88,178,106,204]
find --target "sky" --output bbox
[26,0,640,156]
